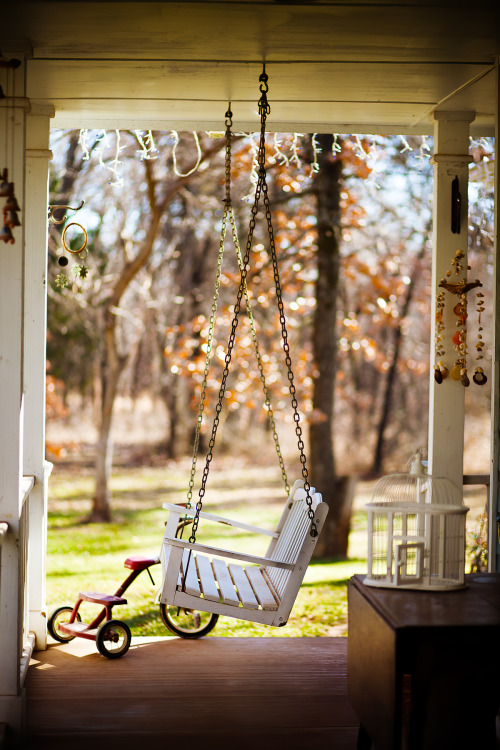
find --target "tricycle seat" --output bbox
[124,555,159,571]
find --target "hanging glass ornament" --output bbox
[74,263,88,279]
[473,367,487,386]
[54,272,70,289]
[0,224,15,244]
[0,169,11,197]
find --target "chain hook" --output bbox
[258,62,270,116]
[259,62,269,91]
[225,102,233,129]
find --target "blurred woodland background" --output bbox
[45,128,494,558]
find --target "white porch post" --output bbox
[0,50,28,736]
[24,107,54,649]
[490,57,500,571]
[428,111,474,488]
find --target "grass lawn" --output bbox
[47,462,369,638]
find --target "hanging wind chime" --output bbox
[434,249,486,387]
[48,201,88,287]
[0,55,22,244]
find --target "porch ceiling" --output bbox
[2,1,499,134]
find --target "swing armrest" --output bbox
[163,536,294,570]
[162,503,278,538]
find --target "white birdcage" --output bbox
[365,450,469,591]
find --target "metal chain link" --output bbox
[185,104,288,511]
[184,107,233,511]
[260,173,317,536]
[188,69,317,547]
[229,209,289,496]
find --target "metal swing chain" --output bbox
[188,68,317,548]
[229,208,290,497]
[222,107,288,493]
[257,74,317,537]
[185,105,289,516]
[184,109,233,513]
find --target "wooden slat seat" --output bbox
[178,552,280,611]
[160,480,328,627]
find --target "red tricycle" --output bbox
[47,552,219,658]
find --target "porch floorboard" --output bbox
[24,636,358,749]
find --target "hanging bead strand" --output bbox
[473,291,487,385]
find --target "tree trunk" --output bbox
[309,134,353,559]
[88,310,126,522]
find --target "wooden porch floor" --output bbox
[24,636,358,749]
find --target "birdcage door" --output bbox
[394,541,425,585]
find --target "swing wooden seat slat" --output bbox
[160,480,328,627]
[212,558,241,606]
[246,566,279,610]
[195,553,220,602]
[179,550,201,597]
[228,563,260,609]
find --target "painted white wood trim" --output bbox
[162,503,278,537]
[0,97,30,111]
[164,538,294,570]
[428,110,474,489]
[24,111,52,651]
[0,523,9,545]
[0,52,26,710]
[20,477,35,507]
[20,632,35,687]
[430,154,474,165]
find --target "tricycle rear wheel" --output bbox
[96,619,131,659]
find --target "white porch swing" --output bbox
[160,68,328,631]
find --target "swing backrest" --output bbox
[264,480,326,601]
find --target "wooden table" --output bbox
[348,574,500,749]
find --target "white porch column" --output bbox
[24,107,54,649]
[0,50,28,737]
[428,111,474,488]
[490,58,500,571]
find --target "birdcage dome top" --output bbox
[368,450,464,510]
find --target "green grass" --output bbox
[47,464,367,638]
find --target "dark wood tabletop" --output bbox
[350,572,500,630]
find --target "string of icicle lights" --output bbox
[76,129,437,191]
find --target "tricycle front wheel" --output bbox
[48,606,82,643]
[159,604,218,638]
[96,619,131,659]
